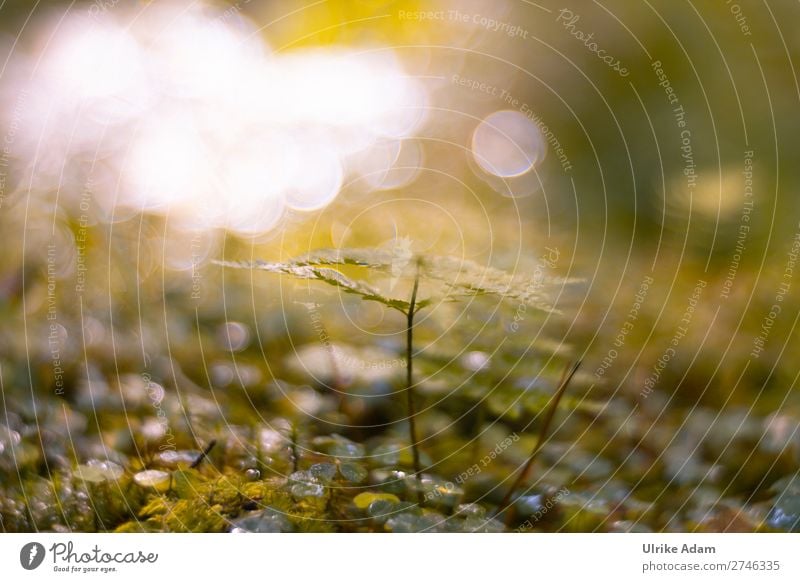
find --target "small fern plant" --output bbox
[217,247,570,503]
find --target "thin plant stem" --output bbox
[406,265,424,505]
[499,360,581,521]
[190,439,217,469]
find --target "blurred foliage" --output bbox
[1,217,797,532]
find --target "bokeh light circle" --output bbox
[471,110,546,178]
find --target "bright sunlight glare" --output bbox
[2,1,428,236]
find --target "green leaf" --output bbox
[216,247,575,314]
[216,259,416,312]
[420,254,569,312]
